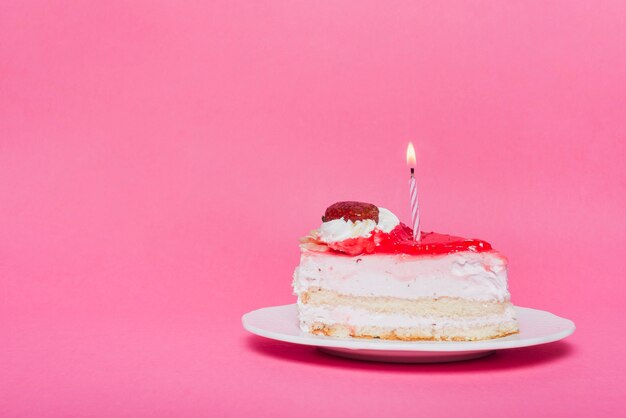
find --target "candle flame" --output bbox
[406,142,416,167]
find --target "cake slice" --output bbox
[292,201,519,341]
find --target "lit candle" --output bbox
[406,142,420,241]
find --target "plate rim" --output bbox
[242,304,575,352]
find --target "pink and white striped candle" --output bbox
[406,142,421,241]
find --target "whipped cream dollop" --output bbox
[376,207,400,232]
[317,206,399,243]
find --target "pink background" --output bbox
[2,1,625,416]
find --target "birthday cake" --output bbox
[292,201,519,341]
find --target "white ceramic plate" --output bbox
[242,304,575,363]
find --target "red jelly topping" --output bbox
[325,223,492,256]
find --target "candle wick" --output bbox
[410,167,414,177]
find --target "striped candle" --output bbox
[406,142,421,241]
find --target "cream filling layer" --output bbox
[293,250,511,302]
[302,290,510,316]
[297,300,517,330]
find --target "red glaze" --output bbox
[325,223,492,256]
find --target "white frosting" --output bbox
[317,206,400,243]
[318,219,377,243]
[376,207,399,232]
[293,251,511,302]
[297,301,516,330]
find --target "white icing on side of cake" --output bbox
[292,251,511,302]
[317,206,400,243]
